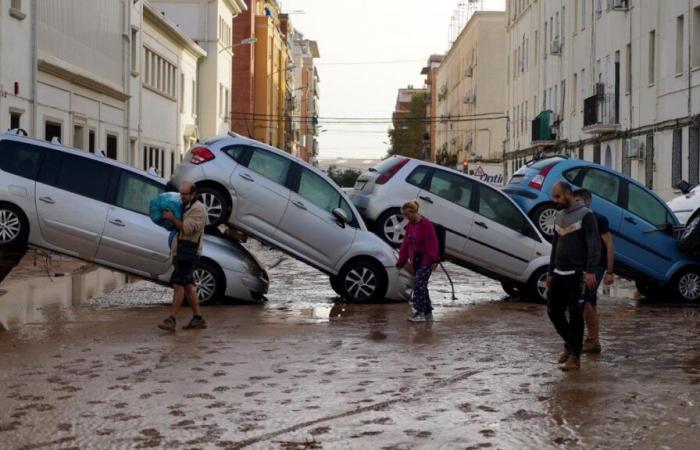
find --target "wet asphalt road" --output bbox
[0,246,699,449]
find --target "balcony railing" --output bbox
[583,93,619,134]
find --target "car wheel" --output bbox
[500,281,522,298]
[670,267,700,302]
[0,204,29,249]
[337,259,388,302]
[526,267,549,302]
[193,260,225,305]
[197,187,229,228]
[530,204,558,241]
[679,210,700,254]
[329,276,343,297]
[376,209,406,247]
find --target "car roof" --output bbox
[0,132,165,184]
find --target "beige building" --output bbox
[435,11,507,173]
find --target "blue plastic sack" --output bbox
[149,192,183,231]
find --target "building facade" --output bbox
[292,32,320,164]
[421,54,444,161]
[435,11,507,172]
[506,0,700,200]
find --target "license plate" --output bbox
[354,182,367,190]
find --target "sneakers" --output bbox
[183,316,208,329]
[558,345,571,364]
[582,339,602,354]
[560,354,580,371]
[158,316,176,331]
[408,312,426,322]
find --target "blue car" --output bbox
[504,156,700,302]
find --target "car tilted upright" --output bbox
[348,156,552,301]
[170,133,413,303]
[0,131,269,304]
[504,156,700,302]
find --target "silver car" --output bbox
[349,156,551,301]
[0,131,268,304]
[170,133,413,303]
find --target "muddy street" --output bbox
[0,248,699,450]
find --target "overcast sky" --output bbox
[279,0,506,160]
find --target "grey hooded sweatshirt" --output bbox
[549,204,601,275]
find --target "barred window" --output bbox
[143,48,176,98]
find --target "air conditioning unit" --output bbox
[551,37,561,55]
[465,65,473,77]
[612,0,629,11]
[626,138,645,159]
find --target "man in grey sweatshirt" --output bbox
[546,181,601,371]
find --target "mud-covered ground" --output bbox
[0,246,699,449]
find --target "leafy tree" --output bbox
[387,92,428,159]
[327,165,362,188]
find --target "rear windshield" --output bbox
[373,157,406,173]
[527,157,563,170]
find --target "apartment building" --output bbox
[435,11,507,171]
[421,54,444,161]
[506,0,700,200]
[292,31,320,164]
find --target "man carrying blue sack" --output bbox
[546,181,601,371]
[158,181,208,331]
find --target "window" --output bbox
[572,73,578,112]
[191,80,197,115]
[298,169,344,214]
[143,145,165,175]
[73,124,84,150]
[672,128,683,186]
[477,185,527,232]
[131,28,138,74]
[0,140,43,180]
[582,0,586,29]
[427,170,473,209]
[55,154,111,201]
[544,22,548,60]
[11,0,21,10]
[222,145,247,163]
[677,15,685,74]
[534,30,539,64]
[649,31,656,84]
[45,121,61,143]
[180,73,185,113]
[406,165,430,187]
[143,48,176,98]
[574,0,579,31]
[247,149,290,185]
[106,133,118,160]
[10,111,21,130]
[89,129,96,153]
[627,183,669,227]
[563,167,582,183]
[116,171,164,215]
[581,169,620,204]
[695,8,700,67]
[580,69,586,111]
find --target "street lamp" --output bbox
[219,37,257,53]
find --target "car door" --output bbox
[229,146,291,239]
[277,165,357,272]
[464,183,537,276]
[617,181,676,278]
[35,151,112,259]
[94,170,172,277]
[415,169,475,257]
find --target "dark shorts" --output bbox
[583,266,606,305]
[171,256,199,286]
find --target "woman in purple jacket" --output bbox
[396,200,440,322]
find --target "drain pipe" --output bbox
[30,0,38,137]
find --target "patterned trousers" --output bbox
[411,265,433,314]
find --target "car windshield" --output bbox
[373,157,405,174]
[527,157,563,170]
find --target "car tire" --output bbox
[329,276,343,297]
[193,259,225,305]
[375,209,406,248]
[635,280,661,300]
[679,210,700,254]
[669,267,700,303]
[197,186,230,228]
[337,259,388,303]
[526,267,549,303]
[530,203,558,242]
[500,280,522,298]
[0,204,29,249]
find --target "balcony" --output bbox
[583,92,619,134]
[531,110,558,146]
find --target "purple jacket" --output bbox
[397,217,440,268]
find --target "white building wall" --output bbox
[0,0,33,134]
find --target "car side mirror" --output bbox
[332,208,348,226]
[677,180,691,195]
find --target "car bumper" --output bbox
[348,192,385,221]
[222,267,270,302]
[385,266,414,301]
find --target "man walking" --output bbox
[546,181,601,371]
[159,181,208,331]
[574,189,615,354]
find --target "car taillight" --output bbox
[190,147,215,165]
[528,164,555,190]
[376,158,410,185]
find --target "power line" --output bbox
[315,59,425,66]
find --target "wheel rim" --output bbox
[383,214,407,245]
[193,268,217,303]
[344,266,378,299]
[682,216,700,239]
[538,208,557,236]
[199,192,223,225]
[678,272,700,301]
[0,209,21,243]
[536,272,549,300]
